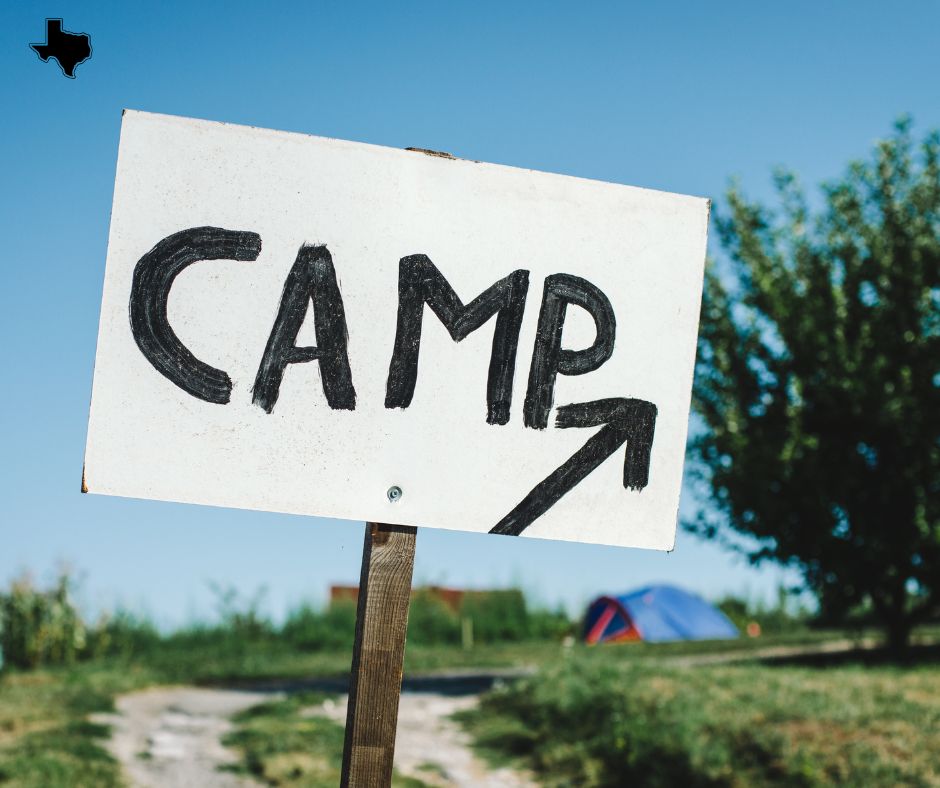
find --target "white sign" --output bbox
[84,111,709,550]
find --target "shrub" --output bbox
[0,573,86,669]
[527,605,574,640]
[407,590,461,645]
[460,590,528,643]
[86,609,161,660]
[282,600,357,651]
[210,582,273,641]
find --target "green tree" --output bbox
[690,119,940,651]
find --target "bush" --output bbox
[282,600,356,652]
[407,590,461,645]
[527,606,574,640]
[0,574,86,669]
[407,588,573,646]
[210,583,273,642]
[86,609,161,660]
[460,590,528,643]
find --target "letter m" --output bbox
[385,255,529,425]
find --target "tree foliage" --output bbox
[690,120,940,649]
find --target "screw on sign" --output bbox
[83,111,709,786]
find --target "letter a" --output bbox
[253,245,356,413]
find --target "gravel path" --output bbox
[92,687,273,787]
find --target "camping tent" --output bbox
[583,584,739,644]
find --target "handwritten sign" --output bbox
[83,111,709,550]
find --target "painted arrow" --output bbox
[490,398,658,537]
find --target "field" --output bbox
[1,630,938,787]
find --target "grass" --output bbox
[0,663,158,787]
[221,691,346,786]
[456,650,940,787]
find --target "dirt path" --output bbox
[92,687,273,787]
[312,692,537,788]
[96,685,535,788]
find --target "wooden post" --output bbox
[340,522,417,787]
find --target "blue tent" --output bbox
[583,584,739,644]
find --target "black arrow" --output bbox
[490,398,657,537]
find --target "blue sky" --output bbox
[3,1,939,626]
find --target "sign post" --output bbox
[340,523,417,787]
[83,110,710,785]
